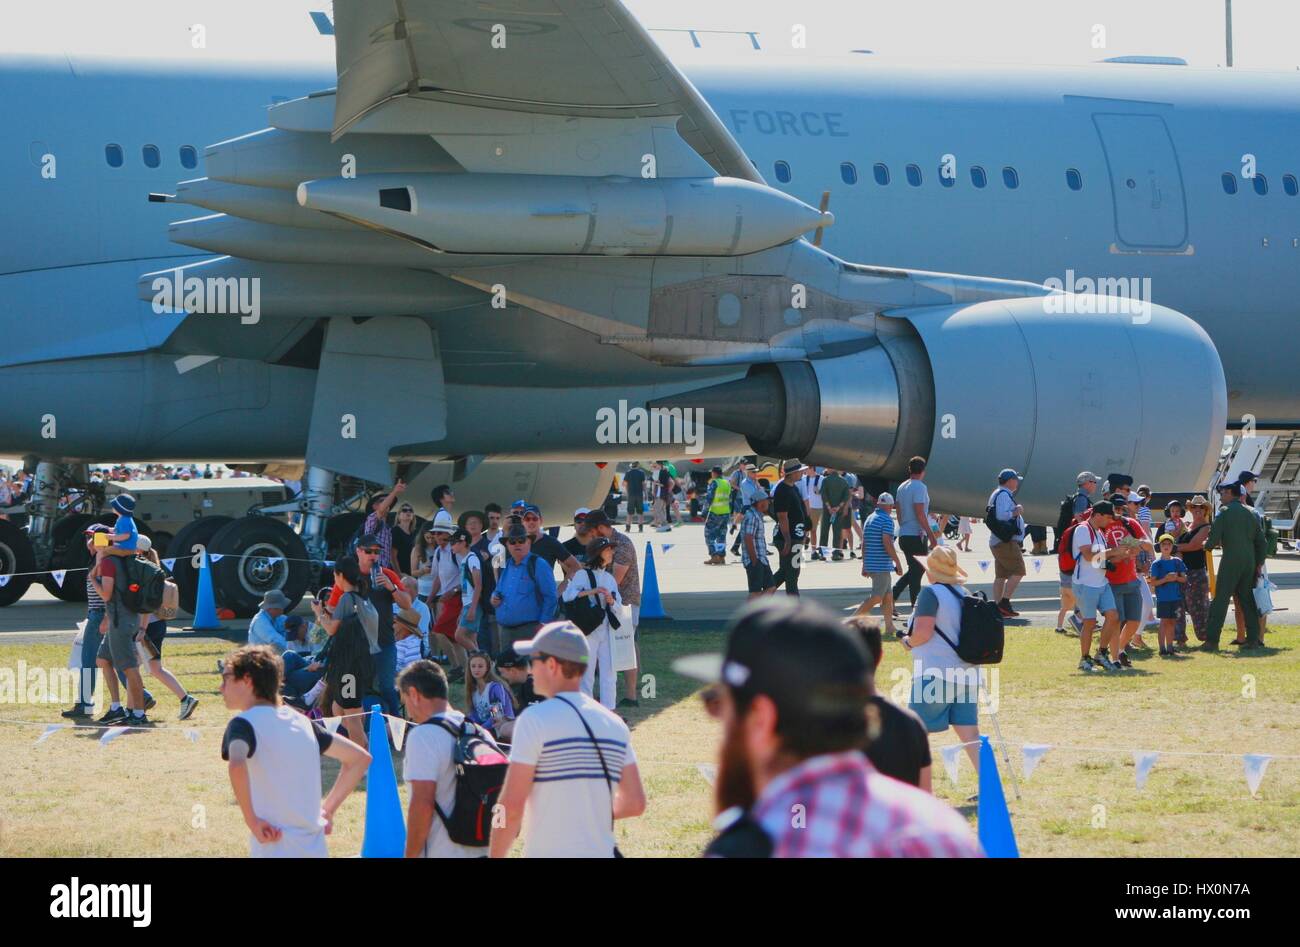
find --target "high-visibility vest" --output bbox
[710,478,732,515]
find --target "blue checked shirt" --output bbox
[740,507,769,567]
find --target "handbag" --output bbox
[1253,576,1274,615]
[563,568,607,634]
[557,694,624,858]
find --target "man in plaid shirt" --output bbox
[676,598,982,858]
[739,487,776,599]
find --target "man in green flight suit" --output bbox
[1202,481,1268,651]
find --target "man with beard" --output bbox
[674,598,982,857]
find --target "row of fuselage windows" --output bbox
[773,159,1061,191]
[1221,171,1300,196]
[104,144,199,170]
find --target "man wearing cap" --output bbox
[893,456,938,611]
[1233,471,1271,644]
[853,492,903,633]
[490,622,646,858]
[249,590,293,650]
[495,646,544,716]
[621,462,647,532]
[520,504,579,582]
[583,510,644,707]
[739,486,777,599]
[703,466,732,565]
[1203,481,1267,651]
[770,459,810,596]
[340,534,411,713]
[491,524,559,643]
[987,469,1027,618]
[729,462,760,558]
[363,479,406,571]
[677,598,980,857]
[1095,493,1154,667]
[64,523,143,720]
[563,508,592,563]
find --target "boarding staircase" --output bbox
[1214,433,1300,541]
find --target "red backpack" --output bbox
[1058,515,1095,573]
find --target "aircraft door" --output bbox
[1092,113,1188,251]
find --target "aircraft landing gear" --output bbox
[208,516,311,617]
[166,515,234,616]
[0,519,36,606]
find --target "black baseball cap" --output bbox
[504,524,529,542]
[495,647,526,670]
[356,534,382,549]
[1237,470,1259,484]
[673,598,871,729]
[1219,481,1243,497]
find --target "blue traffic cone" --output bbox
[361,705,406,858]
[976,735,1020,857]
[639,541,669,620]
[190,550,224,631]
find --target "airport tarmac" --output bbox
[1,523,1297,646]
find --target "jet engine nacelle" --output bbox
[657,296,1227,523]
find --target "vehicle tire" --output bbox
[39,513,104,601]
[209,516,311,618]
[166,516,234,616]
[0,519,37,606]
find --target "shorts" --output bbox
[991,542,1026,579]
[865,571,892,598]
[433,592,462,637]
[95,605,140,670]
[908,677,979,732]
[1074,582,1116,619]
[1058,570,1072,589]
[1110,580,1143,623]
[745,561,776,594]
[143,620,167,657]
[1156,600,1182,619]
[626,493,643,514]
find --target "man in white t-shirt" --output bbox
[1070,502,1121,673]
[399,660,484,858]
[220,644,371,857]
[489,622,646,858]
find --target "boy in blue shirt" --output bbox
[102,493,139,557]
[1149,534,1187,657]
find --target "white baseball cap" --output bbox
[877,492,895,506]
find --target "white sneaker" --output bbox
[1078,655,1102,672]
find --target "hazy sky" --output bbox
[4,1,1297,72]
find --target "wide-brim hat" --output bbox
[918,547,968,584]
[260,589,290,610]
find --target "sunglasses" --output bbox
[359,547,381,555]
[523,514,541,521]
[507,539,528,546]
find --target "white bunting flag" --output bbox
[1022,743,1052,780]
[209,554,224,563]
[977,560,990,573]
[322,716,342,735]
[99,726,131,747]
[0,575,9,587]
[1242,754,1272,796]
[696,763,717,786]
[162,558,177,571]
[267,557,284,567]
[387,714,407,752]
[51,570,67,588]
[324,560,335,569]
[1032,558,1043,573]
[662,544,674,554]
[35,723,67,745]
[939,744,963,785]
[1133,750,1159,790]
[185,729,201,743]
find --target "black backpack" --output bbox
[563,569,607,634]
[983,488,1018,543]
[932,584,1005,665]
[114,555,168,615]
[1055,492,1083,538]
[426,717,510,848]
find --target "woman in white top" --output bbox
[412,526,438,599]
[562,537,622,709]
[902,546,981,772]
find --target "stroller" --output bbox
[942,514,961,541]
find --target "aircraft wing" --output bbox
[329,0,761,182]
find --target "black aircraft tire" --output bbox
[0,520,37,606]
[209,517,311,619]
[166,516,234,616]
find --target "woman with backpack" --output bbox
[463,651,517,739]
[312,557,379,750]
[132,536,199,720]
[561,536,622,709]
[901,546,981,773]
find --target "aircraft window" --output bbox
[179,145,198,170]
[379,187,413,212]
[970,165,987,188]
[1221,172,1238,194]
[873,163,890,185]
[142,144,161,168]
[1285,174,1298,196]
[841,162,858,185]
[1253,174,1268,196]
[105,144,124,168]
[939,164,955,188]
[1002,166,1019,189]
[1066,168,1083,191]
[774,160,792,183]
[905,164,922,187]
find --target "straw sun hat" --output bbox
[918,546,968,584]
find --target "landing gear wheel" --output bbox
[39,513,105,601]
[320,511,366,587]
[166,516,234,616]
[209,516,311,618]
[0,519,37,606]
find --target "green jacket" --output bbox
[1205,501,1267,569]
[820,473,850,508]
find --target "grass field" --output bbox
[0,623,1297,857]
